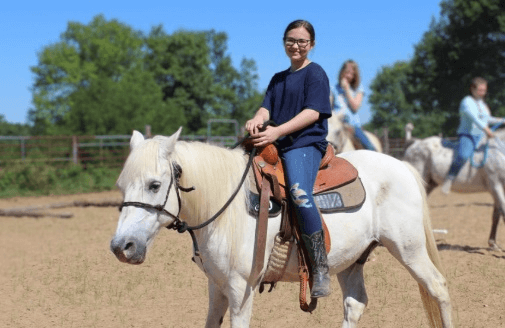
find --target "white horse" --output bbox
[327,111,383,153]
[110,128,453,328]
[403,128,505,250]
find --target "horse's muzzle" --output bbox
[110,236,147,265]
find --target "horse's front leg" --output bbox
[337,263,368,328]
[205,279,229,328]
[488,203,502,251]
[488,184,505,251]
[227,275,256,328]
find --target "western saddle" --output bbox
[248,142,360,312]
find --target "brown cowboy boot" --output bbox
[302,230,331,298]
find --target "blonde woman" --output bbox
[332,60,376,150]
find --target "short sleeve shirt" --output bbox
[261,62,332,153]
[332,83,365,128]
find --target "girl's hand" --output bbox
[340,78,349,90]
[250,126,281,147]
[245,117,264,136]
[485,127,495,139]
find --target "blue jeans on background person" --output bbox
[446,134,479,179]
[354,126,376,151]
[281,145,323,236]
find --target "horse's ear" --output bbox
[160,127,183,158]
[130,130,145,150]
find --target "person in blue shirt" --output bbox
[332,60,376,150]
[245,19,332,298]
[441,77,505,194]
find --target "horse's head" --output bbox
[110,128,182,264]
[327,110,347,153]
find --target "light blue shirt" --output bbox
[332,83,364,128]
[457,95,503,136]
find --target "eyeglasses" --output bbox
[284,38,311,48]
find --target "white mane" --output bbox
[171,141,250,230]
[172,141,250,268]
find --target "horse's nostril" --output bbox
[124,241,135,251]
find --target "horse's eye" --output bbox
[149,181,161,193]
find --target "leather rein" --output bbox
[119,147,257,257]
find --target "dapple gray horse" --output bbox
[404,128,505,250]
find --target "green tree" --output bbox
[145,28,262,136]
[369,61,415,138]
[145,27,213,135]
[29,15,262,137]
[0,115,31,136]
[29,15,179,135]
[205,30,263,136]
[369,61,447,138]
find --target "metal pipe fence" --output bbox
[0,134,240,168]
[0,126,414,169]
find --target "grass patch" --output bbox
[0,163,121,198]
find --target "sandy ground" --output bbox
[0,188,504,327]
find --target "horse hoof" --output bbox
[488,241,504,252]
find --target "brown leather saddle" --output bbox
[252,143,358,200]
[247,142,362,312]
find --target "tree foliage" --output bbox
[369,0,505,138]
[0,115,31,136]
[29,15,262,136]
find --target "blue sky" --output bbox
[1,0,442,126]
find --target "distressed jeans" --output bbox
[281,145,323,235]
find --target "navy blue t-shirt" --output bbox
[261,62,332,154]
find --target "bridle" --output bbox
[118,121,281,258]
[119,150,256,257]
[119,163,186,223]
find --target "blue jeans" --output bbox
[281,146,323,236]
[447,134,479,179]
[354,127,376,151]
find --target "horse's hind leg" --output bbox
[336,263,368,328]
[385,241,453,328]
[205,280,229,328]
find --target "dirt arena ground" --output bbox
[1,188,504,327]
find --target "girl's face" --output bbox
[471,83,487,100]
[284,27,313,64]
[343,65,355,82]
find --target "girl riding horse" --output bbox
[441,77,505,194]
[245,19,332,298]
